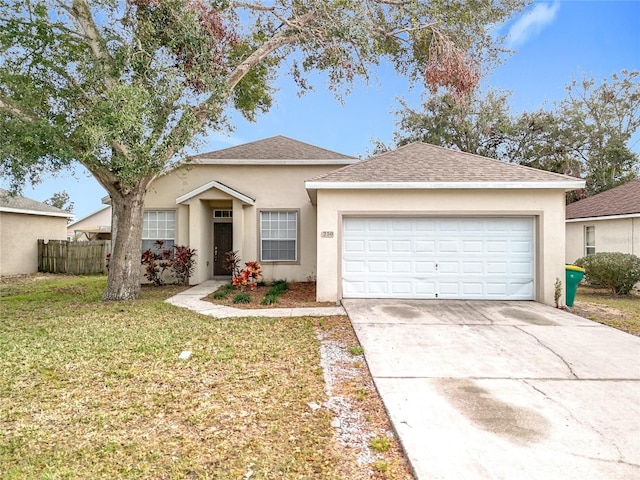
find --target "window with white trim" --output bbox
[585,225,595,255]
[142,210,175,252]
[260,211,298,262]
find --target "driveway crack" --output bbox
[514,326,579,379]
[523,379,629,463]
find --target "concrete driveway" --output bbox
[342,300,640,480]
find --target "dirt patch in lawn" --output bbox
[570,285,640,336]
[204,281,336,309]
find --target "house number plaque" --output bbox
[321,231,334,238]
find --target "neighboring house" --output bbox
[565,179,640,263]
[146,136,584,306]
[67,206,112,241]
[0,189,73,276]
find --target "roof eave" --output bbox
[0,206,73,218]
[176,180,255,205]
[566,212,640,222]
[304,180,586,190]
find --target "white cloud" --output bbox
[507,2,560,48]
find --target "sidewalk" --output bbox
[165,280,346,318]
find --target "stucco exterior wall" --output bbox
[1,212,68,276]
[566,217,640,263]
[67,206,112,240]
[144,163,346,284]
[315,188,568,306]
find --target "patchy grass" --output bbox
[0,275,400,479]
[572,284,640,336]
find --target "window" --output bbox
[585,226,595,255]
[260,211,298,262]
[142,210,175,252]
[214,210,232,218]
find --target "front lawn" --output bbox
[0,275,412,479]
[571,284,640,336]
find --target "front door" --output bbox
[213,223,233,276]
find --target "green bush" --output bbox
[269,280,289,295]
[261,293,278,305]
[574,252,640,295]
[232,292,252,304]
[212,284,234,299]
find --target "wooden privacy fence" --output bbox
[38,240,110,274]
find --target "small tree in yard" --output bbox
[0,0,527,300]
[575,252,640,295]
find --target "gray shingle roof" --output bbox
[0,188,71,216]
[566,179,640,219]
[309,142,583,184]
[192,135,354,160]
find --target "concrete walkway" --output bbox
[343,299,640,480]
[165,280,346,318]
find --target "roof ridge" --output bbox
[192,135,355,160]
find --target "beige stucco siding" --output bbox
[315,188,567,306]
[566,217,640,263]
[1,212,68,276]
[144,164,344,284]
[67,207,112,240]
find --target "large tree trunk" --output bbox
[103,186,147,301]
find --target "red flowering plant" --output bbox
[232,261,262,291]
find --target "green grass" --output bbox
[0,275,348,479]
[575,285,640,336]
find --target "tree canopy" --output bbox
[0,0,527,299]
[392,70,640,199]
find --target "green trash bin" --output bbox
[565,265,585,307]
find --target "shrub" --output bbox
[171,245,197,286]
[212,284,234,300]
[232,293,252,304]
[269,280,289,295]
[232,261,262,290]
[261,293,278,305]
[223,250,241,277]
[575,252,640,295]
[140,242,198,286]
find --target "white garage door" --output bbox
[342,217,534,300]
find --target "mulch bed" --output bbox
[204,281,336,309]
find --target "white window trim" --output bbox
[142,210,176,252]
[258,209,300,264]
[585,225,595,255]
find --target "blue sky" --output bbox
[5,0,639,221]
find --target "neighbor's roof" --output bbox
[566,179,640,221]
[0,189,72,218]
[306,142,585,188]
[191,135,356,163]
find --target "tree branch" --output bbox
[0,98,37,122]
[70,0,116,88]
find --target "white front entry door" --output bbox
[342,217,535,300]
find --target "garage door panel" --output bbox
[344,239,365,253]
[415,261,436,273]
[364,240,385,253]
[342,217,534,300]
[391,240,411,252]
[415,240,436,253]
[344,260,365,274]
